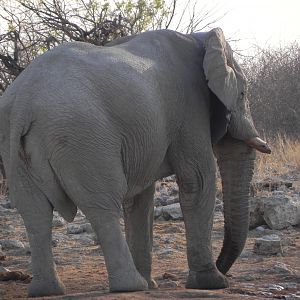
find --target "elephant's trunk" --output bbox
[214,136,256,274]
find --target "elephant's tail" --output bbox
[7,109,77,222]
[6,107,34,208]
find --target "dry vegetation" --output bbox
[254,135,300,182]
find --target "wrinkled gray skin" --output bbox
[0,29,269,297]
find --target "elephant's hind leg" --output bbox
[58,162,148,292]
[123,184,157,289]
[16,180,65,297]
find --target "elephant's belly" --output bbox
[124,154,173,199]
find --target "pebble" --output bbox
[285,294,300,300]
[0,239,25,250]
[266,283,284,291]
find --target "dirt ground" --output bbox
[0,194,299,300]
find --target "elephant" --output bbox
[0,28,271,297]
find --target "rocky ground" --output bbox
[0,171,299,300]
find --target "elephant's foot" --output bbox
[28,276,66,297]
[185,268,229,290]
[109,270,148,292]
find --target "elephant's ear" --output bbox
[203,28,259,142]
[203,28,238,111]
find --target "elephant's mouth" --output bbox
[245,137,271,154]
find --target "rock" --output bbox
[266,283,284,291]
[154,206,163,219]
[240,250,255,258]
[278,282,298,289]
[249,197,266,229]
[0,250,5,260]
[81,223,94,234]
[162,272,179,281]
[70,234,95,246]
[165,196,179,206]
[162,203,183,220]
[0,239,25,250]
[0,266,10,273]
[215,198,223,212]
[266,262,295,275]
[52,232,68,245]
[11,245,31,256]
[74,210,85,220]
[262,196,300,230]
[158,279,180,288]
[0,197,13,209]
[154,196,168,206]
[67,224,84,234]
[285,295,300,300]
[157,248,175,257]
[0,270,31,282]
[255,225,268,232]
[253,180,293,192]
[52,214,66,227]
[253,234,283,255]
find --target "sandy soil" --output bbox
[0,196,299,300]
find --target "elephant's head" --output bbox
[194,28,271,274]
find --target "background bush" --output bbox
[243,43,300,140]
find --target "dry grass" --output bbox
[254,134,300,181]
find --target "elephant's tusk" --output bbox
[245,137,271,154]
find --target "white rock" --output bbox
[162,203,183,220]
[253,234,283,255]
[262,196,300,230]
[266,284,284,291]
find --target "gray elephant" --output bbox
[0,28,270,297]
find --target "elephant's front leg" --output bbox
[175,153,228,289]
[17,185,66,297]
[123,184,157,288]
